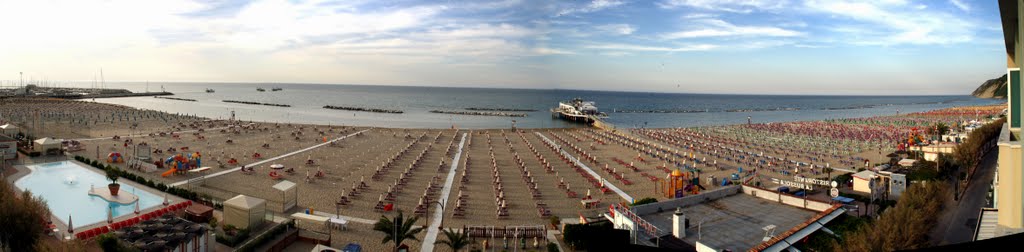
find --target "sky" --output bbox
[0,0,1008,95]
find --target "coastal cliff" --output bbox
[972,74,1007,99]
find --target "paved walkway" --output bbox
[534,132,634,203]
[169,129,371,187]
[420,133,467,252]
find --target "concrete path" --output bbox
[169,129,371,187]
[421,132,467,252]
[311,210,377,225]
[534,132,634,203]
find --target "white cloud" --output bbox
[586,43,717,52]
[556,0,626,17]
[658,0,788,13]
[661,19,801,39]
[950,0,970,12]
[596,24,636,35]
[804,0,975,45]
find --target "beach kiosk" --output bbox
[852,170,878,194]
[223,195,267,230]
[33,137,61,155]
[273,180,298,213]
[0,135,17,160]
[0,123,18,137]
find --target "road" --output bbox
[931,148,998,245]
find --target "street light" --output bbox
[432,199,446,230]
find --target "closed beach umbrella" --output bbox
[135,200,141,214]
[68,215,74,233]
[107,207,114,224]
[163,193,169,206]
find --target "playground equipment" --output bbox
[161,152,202,177]
[107,152,123,163]
[661,168,701,198]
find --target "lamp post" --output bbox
[432,199,446,230]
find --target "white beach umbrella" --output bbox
[107,207,113,224]
[163,193,169,206]
[134,200,140,214]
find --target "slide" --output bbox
[161,168,178,177]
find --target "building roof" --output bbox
[115,215,207,251]
[34,137,60,145]
[0,134,17,142]
[224,194,266,210]
[0,123,17,130]
[852,170,877,180]
[273,180,297,192]
[641,194,817,251]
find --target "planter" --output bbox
[108,183,121,196]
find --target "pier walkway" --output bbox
[169,128,371,187]
[421,132,468,252]
[535,132,634,203]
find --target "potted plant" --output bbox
[106,167,121,196]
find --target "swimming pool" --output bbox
[14,161,162,229]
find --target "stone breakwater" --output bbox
[222,100,291,107]
[464,107,538,112]
[323,105,403,114]
[429,110,527,117]
[154,96,197,102]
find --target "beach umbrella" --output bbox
[107,207,114,224]
[68,215,74,233]
[270,164,284,170]
[134,200,141,214]
[163,193,169,206]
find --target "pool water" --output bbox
[15,161,162,229]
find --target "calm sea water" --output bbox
[78,82,1001,129]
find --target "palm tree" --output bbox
[373,210,425,252]
[435,228,470,252]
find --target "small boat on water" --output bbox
[551,98,607,125]
[205,88,215,93]
[271,87,283,91]
[256,88,265,92]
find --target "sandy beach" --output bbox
[2,98,1004,251]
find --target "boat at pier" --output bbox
[551,98,606,125]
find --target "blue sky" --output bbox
[0,0,1007,95]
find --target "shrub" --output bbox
[547,243,559,252]
[630,197,658,206]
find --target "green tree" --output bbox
[630,197,658,206]
[0,180,51,251]
[435,228,470,252]
[838,182,947,251]
[373,211,425,252]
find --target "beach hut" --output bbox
[852,170,878,194]
[0,135,17,160]
[0,123,18,137]
[33,137,61,155]
[223,195,266,230]
[273,180,298,213]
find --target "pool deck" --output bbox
[4,158,187,239]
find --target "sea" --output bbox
[74,82,1002,129]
